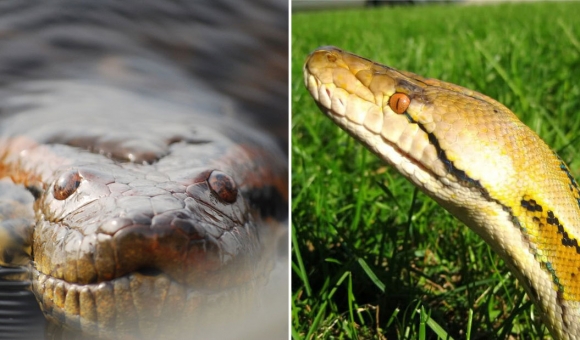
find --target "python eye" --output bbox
[53,170,81,200]
[208,171,238,204]
[389,93,410,114]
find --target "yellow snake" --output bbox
[303,46,580,340]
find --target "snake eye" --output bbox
[208,171,238,204]
[389,93,410,114]
[53,170,82,200]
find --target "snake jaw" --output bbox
[31,266,265,339]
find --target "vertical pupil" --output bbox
[389,93,410,114]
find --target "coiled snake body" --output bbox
[304,46,580,340]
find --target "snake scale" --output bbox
[303,46,580,340]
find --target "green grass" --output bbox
[292,2,580,339]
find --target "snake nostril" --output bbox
[53,170,82,200]
[326,53,337,63]
[208,170,238,204]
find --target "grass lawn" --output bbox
[291,2,580,339]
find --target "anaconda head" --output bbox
[0,82,288,339]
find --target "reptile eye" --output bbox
[389,93,410,114]
[53,170,82,200]
[208,171,238,204]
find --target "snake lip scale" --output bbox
[304,46,580,340]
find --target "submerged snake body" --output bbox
[304,46,580,339]
[0,1,288,338]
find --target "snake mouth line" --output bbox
[32,265,261,338]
